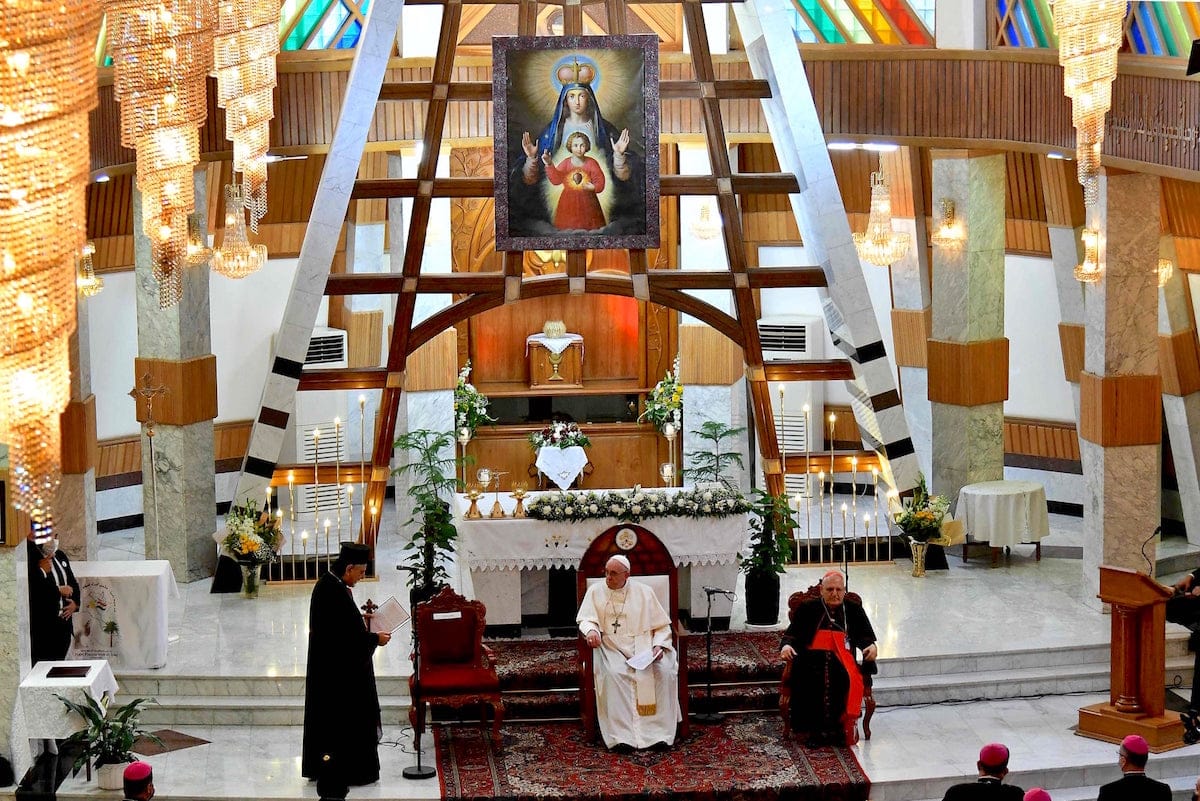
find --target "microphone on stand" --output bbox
[703,586,736,599]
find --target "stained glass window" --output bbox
[993,0,1200,58]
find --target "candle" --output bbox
[802,403,811,498]
[301,529,309,581]
[828,412,836,477]
[324,518,332,574]
[358,396,367,536]
[864,513,872,561]
[779,385,786,474]
[850,457,858,516]
[265,486,272,517]
[370,503,378,543]
[872,468,880,539]
[312,429,321,532]
[334,417,342,538]
[287,470,295,521]
[347,485,355,539]
[841,502,848,538]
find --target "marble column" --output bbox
[54,299,98,561]
[929,152,1007,501]
[885,148,933,481]
[1156,237,1200,544]
[133,174,217,582]
[1040,154,1086,420]
[732,0,919,495]
[1079,171,1162,598]
[2,544,27,781]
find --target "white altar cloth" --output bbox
[71,561,179,669]
[525,332,585,359]
[955,480,1050,548]
[454,490,749,571]
[19,660,118,739]
[535,446,589,491]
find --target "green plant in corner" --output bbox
[741,489,796,577]
[392,429,460,597]
[56,694,162,770]
[682,420,746,487]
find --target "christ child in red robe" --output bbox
[541,131,607,231]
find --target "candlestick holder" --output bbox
[465,484,484,519]
[488,471,509,518]
[511,481,528,518]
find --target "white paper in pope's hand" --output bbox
[370,597,410,633]
[626,648,656,670]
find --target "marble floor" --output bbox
[48,497,1200,801]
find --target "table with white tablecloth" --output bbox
[18,660,118,739]
[955,480,1050,562]
[70,561,179,669]
[454,490,749,630]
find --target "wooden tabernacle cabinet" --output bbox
[528,341,583,389]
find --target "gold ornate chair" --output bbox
[408,586,504,747]
[576,523,689,742]
[779,585,876,743]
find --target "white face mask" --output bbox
[40,538,59,557]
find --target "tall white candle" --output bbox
[802,403,812,498]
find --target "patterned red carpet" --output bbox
[434,714,870,801]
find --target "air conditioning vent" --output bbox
[306,327,348,367]
[759,323,808,356]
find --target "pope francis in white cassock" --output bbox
[577,554,681,750]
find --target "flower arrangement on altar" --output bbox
[222,501,282,565]
[528,421,591,450]
[525,486,750,523]
[894,473,950,542]
[454,360,495,436]
[640,356,682,433]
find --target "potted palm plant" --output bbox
[392,429,460,607]
[56,694,161,789]
[741,489,796,626]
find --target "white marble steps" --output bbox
[116,675,410,728]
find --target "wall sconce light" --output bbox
[930,198,963,247]
[1073,228,1101,284]
[76,241,103,298]
[1158,258,1174,288]
[689,201,722,240]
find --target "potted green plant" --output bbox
[682,420,746,487]
[56,694,161,790]
[741,489,796,626]
[392,428,460,607]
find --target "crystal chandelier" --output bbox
[213,0,279,232]
[853,157,910,266]
[0,1,102,534]
[76,241,104,297]
[212,183,267,279]
[1053,0,1125,207]
[1073,228,1101,284]
[105,0,214,308]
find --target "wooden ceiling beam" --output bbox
[379,78,769,103]
[763,360,856,382]
[350,172,799,200]
[298,368,389,391]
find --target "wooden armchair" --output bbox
[576,524,689,742]
[408,586,504,747]
[779,585,876,744]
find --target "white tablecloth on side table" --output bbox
[71,561,179,669]
[18,660,118,739]
[955,480,1050,548]
[535,445,589,490]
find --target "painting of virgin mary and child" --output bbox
[493,35,661,251]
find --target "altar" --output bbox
[453,489,749,633]
[71,561,179,669]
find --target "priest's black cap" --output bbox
[337,542,371,565]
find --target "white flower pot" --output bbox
[97,761,132,790]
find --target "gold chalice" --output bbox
[511,480,529,518]
[465,483,484,519]
[546,349,565,381]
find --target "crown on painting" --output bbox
[556,57,596,86]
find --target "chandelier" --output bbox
[105,0,214,308]
[853,157,910,266]
[212,183,267,279]
[1053,0,1125,207]
[1073,228,1101,284]
[213,0,280,232]
[0,1,102,534]
[76,241,104,297]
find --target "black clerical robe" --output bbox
[27,539,80,665]
[301,571,383,792]
[781,597,876,742]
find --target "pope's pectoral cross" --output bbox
[611,617,622,634]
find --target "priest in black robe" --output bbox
[780,570,876,746]
[302,543,392,799]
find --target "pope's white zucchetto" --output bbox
[607,555,631,571]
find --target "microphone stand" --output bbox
[694,588,727,725]
[403,619,436,780]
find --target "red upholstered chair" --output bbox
[779,586,876,744]
[576,523,689,742]
[408,586,504,747]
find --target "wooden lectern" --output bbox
[1077,566,1185,751]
